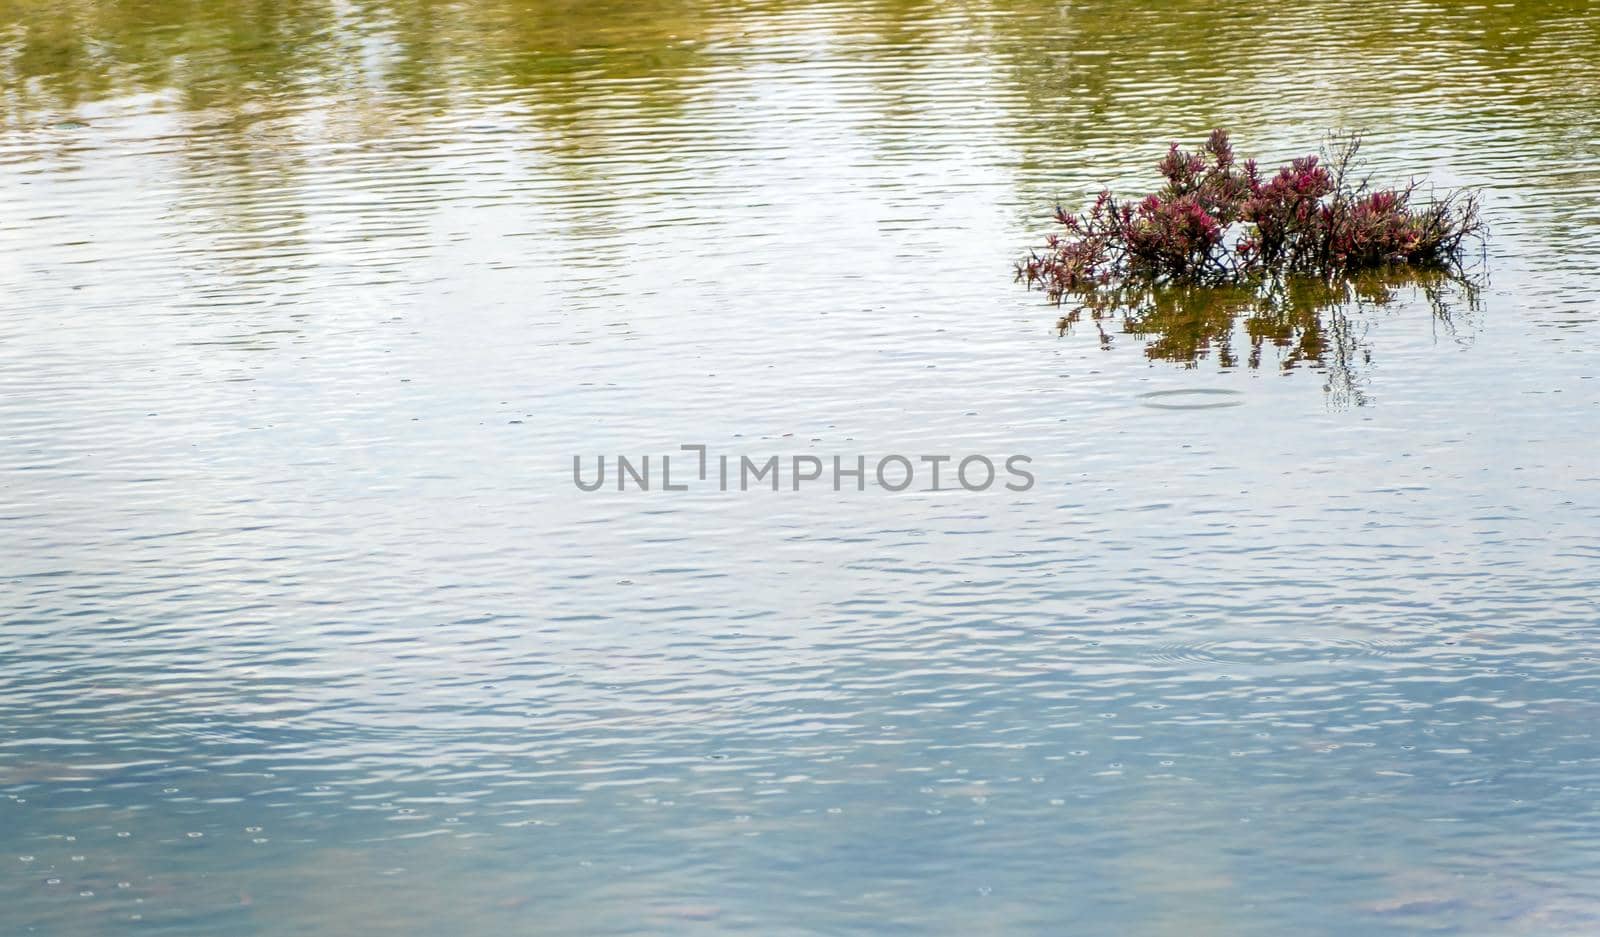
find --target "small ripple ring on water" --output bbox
[1136,388,1246,410]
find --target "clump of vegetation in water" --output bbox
[1018,130,1485,301]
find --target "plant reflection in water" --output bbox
[1054,270,1480,407]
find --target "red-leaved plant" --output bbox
[1018,130,1485,301]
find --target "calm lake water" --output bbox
[3,1,1600,934]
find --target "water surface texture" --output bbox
[3,1,1600,934]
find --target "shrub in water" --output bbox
[1018,130,1485,301]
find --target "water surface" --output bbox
[3,1,1600,934]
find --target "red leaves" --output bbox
[1018,130,1484,302]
